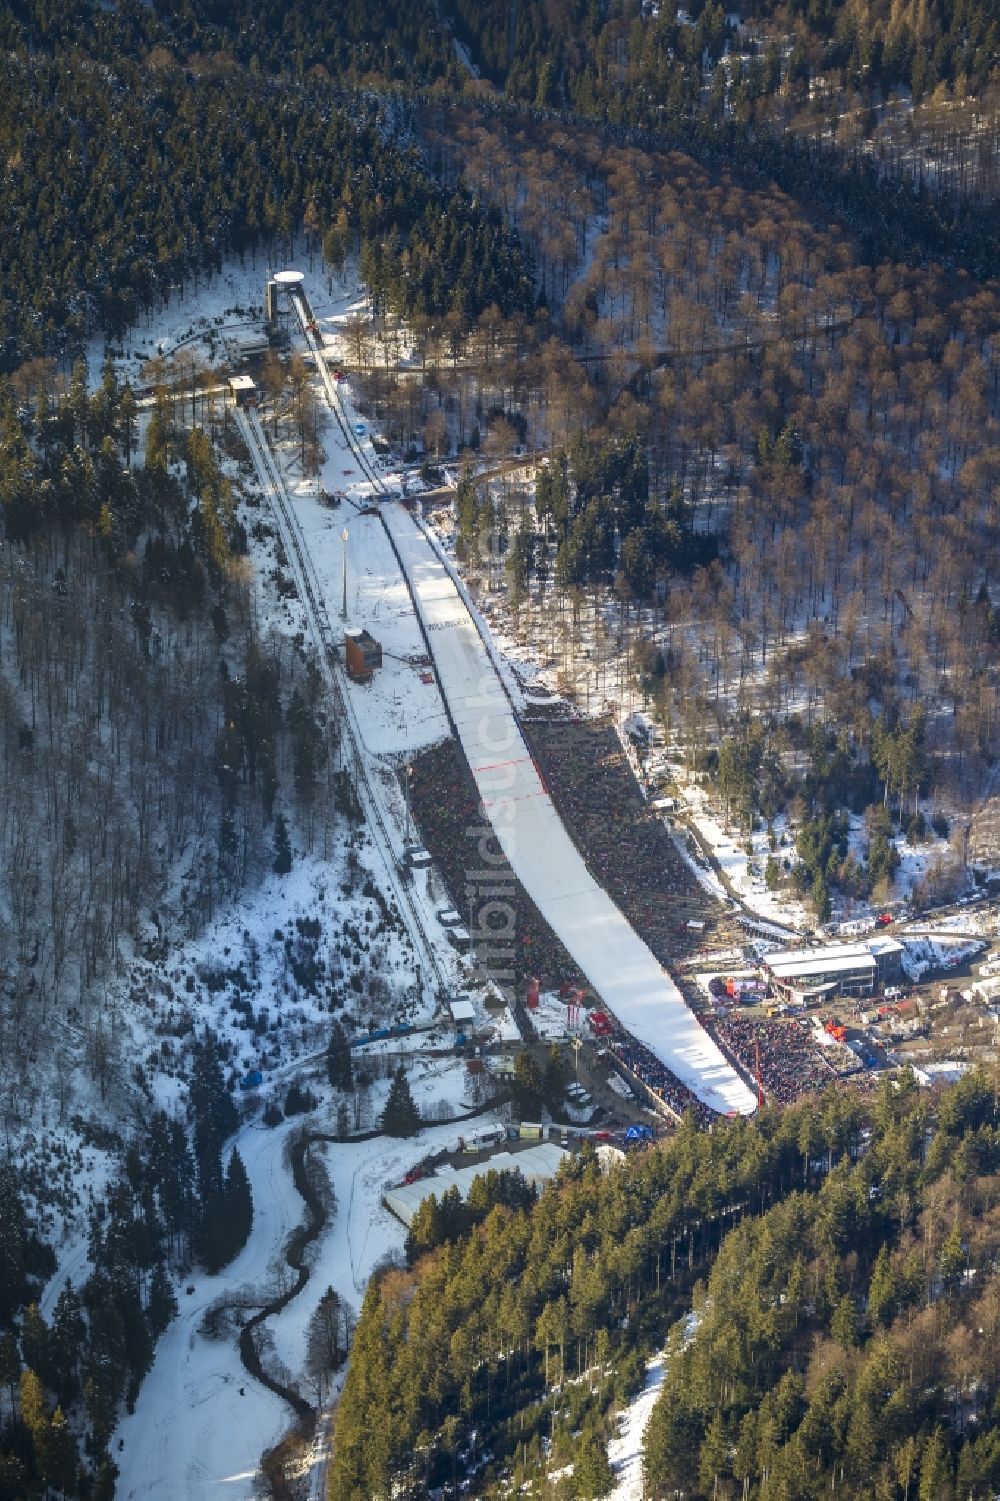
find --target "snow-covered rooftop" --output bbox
[384,1142,567,1225]
[767,942,878,978]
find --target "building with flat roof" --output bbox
[228,374,257,408]
[766,938,903,1002]
[448,996,475,1028]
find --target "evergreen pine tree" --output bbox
[49,1282,85,1408]
[20,1303,50,1387]
[39,1405,78,1497]
[147,1263,178,1340]
[93,1452,119,1501]
[19,1367,47,1437]
[326,1018,353,1092]
[381,1068,421,1137]
[512,1050,543,1117]
[194,1169,227,1274]
[197,1145,253,1273]
[575,1428,615,1498]
[273,810,292,874]
[224,1148,253,1262]
[405,1194,444,1265]
[919,1429,953,1501]
[0,1330,21,1415]
[0,1166,30,1325]
[190,1030,237,1196]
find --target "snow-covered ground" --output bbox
[671,784,966,938]
[607,1353,666,1501]
[607,1310,700,1499]
[286,499,450,760]
[112,1103,483,1501]
[383,503,756,1117]
[678,793,812,931]
[267,1087,494,1393]
[114,1117,308,1501]
[86,247,368,393]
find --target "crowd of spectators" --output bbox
[710,1013,833,1104]
[410,735,727,1123]
[607,1028,717,1127]
[408,741,582,988]
[525,717,742,966]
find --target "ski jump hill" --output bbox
[382,504,756,1118]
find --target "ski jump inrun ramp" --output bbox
[382,504,756,1117]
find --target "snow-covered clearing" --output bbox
[607,1353,666,1500]
[285,499,450,759]
[452,37,481,79]
[607,1310,700,1499]
[114,1070,499,1500]
[85,246,366,392]
[114,1118,307,1501]
[267,1095,495,1394]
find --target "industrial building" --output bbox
[766,937,903,1003]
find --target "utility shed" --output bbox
[228,374,257,409]
[449,996,475,1028]
[384,1143,566,1227]
[344,628,382,683]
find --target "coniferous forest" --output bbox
[330,1072,1000,1499]
[1,1033,249,1498]
[1,0,999,1497]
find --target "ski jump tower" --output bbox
[264,269,305,337]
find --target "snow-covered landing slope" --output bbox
[383,506,756,1117]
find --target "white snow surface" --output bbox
[114,1119,305,1501]
[607,1353,667,1500]
[382,506,756,1117]
[287,500,450,759]
[114,1106,485,1501]
[606,1310,701,1499]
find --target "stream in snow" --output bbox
[113,1100,497,1499]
